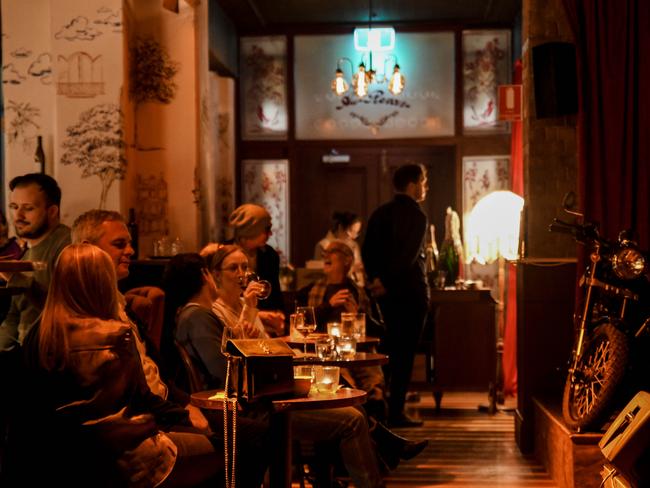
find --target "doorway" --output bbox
[291,145,456,267]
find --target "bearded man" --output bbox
[0,174,70,352]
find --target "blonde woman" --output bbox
[18,244,221,487]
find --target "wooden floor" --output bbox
[383,392,557,488]
[295,391,558,488]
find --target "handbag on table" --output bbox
[225,338,295,403]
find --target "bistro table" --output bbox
[281,334,381,351]
[191,388,367,488]
[292,352,389,367]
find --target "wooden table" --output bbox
[292,352,389,367]
[191,388,366,488]
[281,334,381,349]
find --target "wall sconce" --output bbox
[331,53,405,98]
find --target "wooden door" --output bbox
[291,145,456,267]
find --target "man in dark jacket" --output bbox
[362,164,430,428]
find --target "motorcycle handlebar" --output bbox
[549,218,603,245]
[549,222,576,235]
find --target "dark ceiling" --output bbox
[217,0,522,33]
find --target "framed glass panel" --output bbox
[240,36,288,140]
[462,30,511,133]
[241,159,290,262]
[462,155,510,289]
[295,32,455,140]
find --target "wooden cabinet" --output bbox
[427,289,497,407]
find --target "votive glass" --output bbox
[327,321,341,337]
[312,365,340,394]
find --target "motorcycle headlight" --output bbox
[612,248,646,279]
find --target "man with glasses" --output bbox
[362,164,430,428]
[228,203,286,336]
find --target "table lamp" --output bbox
[466,191,524,412]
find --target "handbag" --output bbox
[225,338,295,403]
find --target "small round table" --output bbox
[191,388,367,488]
[292,352,389,368]
[281,334,381,353]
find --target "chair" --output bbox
[173,339,204,394]
[124,286,165,351]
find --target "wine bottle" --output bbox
[34,135,45,174]
[127,208,139,259]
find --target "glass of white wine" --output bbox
[294,306,317,355]
[221,324,245,357]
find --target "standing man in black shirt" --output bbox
[362,164,430,428]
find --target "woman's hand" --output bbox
[259,310,286,336]
[242,282,264,308]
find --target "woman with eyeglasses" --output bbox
[200,243,267,340]
[172,245,386,488]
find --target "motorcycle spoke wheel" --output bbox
[562,323,628,431]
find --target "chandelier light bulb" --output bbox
[331,69,349,96]
[353,63,369,97]
[388,64,405,95]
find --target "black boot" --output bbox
[371,421,428,469]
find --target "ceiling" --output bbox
[216,0,522,33]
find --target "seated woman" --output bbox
[297,239,428,469]
[17,244,222,487]
[171,246,385,488]
[314,211,365,287]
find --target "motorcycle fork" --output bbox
[571,251,600,373]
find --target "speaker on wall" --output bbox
[532,42,578,118]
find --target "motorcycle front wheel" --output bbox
[562,323,628,431]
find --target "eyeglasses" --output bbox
[220,263,249,273]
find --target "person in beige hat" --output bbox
[228,204,285,335]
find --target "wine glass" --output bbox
[295,306,317,355]
[240,271,272,300]
[221,325,245,356]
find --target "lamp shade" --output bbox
[466,191,524,264]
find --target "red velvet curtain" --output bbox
[562,0,650,248]
[503,59,523,397]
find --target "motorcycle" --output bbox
[549,192,650,432]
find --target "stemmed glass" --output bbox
[240,271,272,300]
[295,306,317,355]
[221,325,245,357]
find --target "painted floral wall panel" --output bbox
[295,32,455,140]
[241,160,290,263]
[462,30,511,133]
[53,0,124,220]
[240,36,288,140]
[461,156,510,290]
[2,0,125,224]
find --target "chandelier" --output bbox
[331,53,404,97]
[330,0,405,98]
